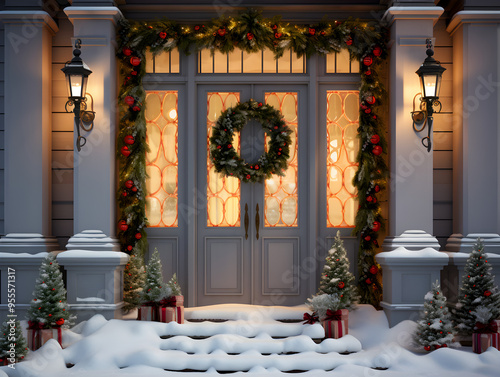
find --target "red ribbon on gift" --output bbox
[159,296,177,307]
[474,321,498,333]
[303,312,319,324]
[324,309,343,321]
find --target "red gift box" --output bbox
[159,306,184,324]
[27,328,63,351]
[138,305,158,321]
[473,332,500,353]
[160,295,184,307]
[321,309,349,339]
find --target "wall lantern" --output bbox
[411,39,446,152]
[61,39,95,152]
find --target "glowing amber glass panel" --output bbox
[326,91,359,228]
[207,92,241,227]
[145,91,179,227]
[264,92,298,227]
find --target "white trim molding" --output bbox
[64,6,123,25]
[0,10,59,35]
[384,6,444,26]
[447,10,500,36]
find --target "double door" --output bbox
[196,85,310,306]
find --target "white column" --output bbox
[64,6,122,245]
[382,6,444,250]
[0,11,59,253]
[445,12,500,254]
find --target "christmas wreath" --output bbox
[209,100,292,183]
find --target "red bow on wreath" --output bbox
[324,309,343,321]
[474,321,498,333]
[303,312,319,324]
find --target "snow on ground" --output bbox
[2,305,499,377]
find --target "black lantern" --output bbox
[62,39,95,152]
[411,39,446,152]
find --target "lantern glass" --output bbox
[420,72,442,99]
[67,73,88,99]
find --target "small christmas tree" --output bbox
[27,253,73,328]
[414,281,454,351]
[167,273,182,297]
[0,318,28,362]
[453,239,500,335]
[123,253,146,312]
[141,248,168,303]
[317,231,357,310]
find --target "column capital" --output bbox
[447,10,500,35]
[64,6,123,26]
[384,6,444,26]
[0,10,58,35]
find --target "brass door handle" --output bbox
[255,203,260,240]
[244,203,249,240]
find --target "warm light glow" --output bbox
[169,109,177,119]
[70,75,82,98]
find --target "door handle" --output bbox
[244,203,249,240]
[255,203,260,240]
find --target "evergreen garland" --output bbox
[116,9,389,306]
[453,239,500,335]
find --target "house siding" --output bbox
[433,18,454,248]
[51,14,74,248]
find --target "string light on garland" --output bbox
[116,9,389,307]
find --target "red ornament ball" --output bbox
[484,290,492,297]
[218,28,226,37]
[55,318,65,326]
[372,145,383,156]
[119,220,128,232]
[130,56,141,66]
[127,245,133,251]
[338,281,345,289]
[135,232,142,240]
[124,135,135,145]
[122,191,127,197]
[121,146,131,157]
[373,46,382,57]
[365,278,372,285]
[132,186,138,192]
[365,69,372,76]
[131,70,138,76]
[369,265,379,275]
[159,31,167,39]
[364,235,371,242]
[374,184,381,193]
[309,28,316,36]
[363,55,373,66]
[124,96,135,106]
[275,32,282,39]
[370,134,380,144]
[424,345,431,352]
[372,221,381,232]
[346,37,353,46]
[122,47,132,56]
[125,180,134,189]
[194,25,200,31]
[366,96,376,105]
[366,195,373,202]
[132,105,141,112]
[247,33,254,41]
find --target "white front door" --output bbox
[196,85,309,306]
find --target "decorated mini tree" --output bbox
[0,318,28,362]
[318,231,357,310]
[141,248,168,303]
[27,254,73,328]
[414,281,454,351]
[167,273,182,297]
[123,253,146,312]
[453,239,500,335]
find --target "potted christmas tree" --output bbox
[413,281,455,351]
[0,318,28,365]
[138,248,167,321]
[26,253,74,350]
[453,239,500,352]
[306,231,357,338]
[159,273,184,324]
[123,253,146,313]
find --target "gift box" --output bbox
[138,305,158,321]
[159,306,184,324]
[27,328,63,351]
[473,332,500,354]
[160,295,184,307]
[321,309,348,339]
